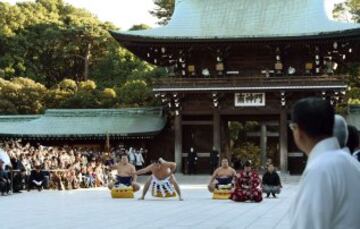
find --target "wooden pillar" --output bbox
[213,109,221,157]
[222,120,231,160]
[280,109,288,172]
[174,114,183,173]
[260,123,267,167]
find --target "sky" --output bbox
[3,0,346,30]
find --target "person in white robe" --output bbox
[289,97,360,229]
[0,149,11,170]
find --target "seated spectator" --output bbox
[0,139,150,193]
[230,160,262,202]
[0,159,11,196]
[262,164,282,198]
[20,154,31,184]
[41,159,51,189]
[10,152,26,193]
[65,168,79,190]
[81,165,95,188]
[50,170,64,190]
[101,152,113,166]
[27,162,46,191]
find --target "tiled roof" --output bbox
[0,108,166,138]
[111,0,360,41]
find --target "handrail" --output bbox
[156,75,345,80]
[155,75,346,82]
[153,75,347,88]
[7,169,72,193]
[9,169,69,173]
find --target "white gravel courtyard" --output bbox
[1,176,299,229]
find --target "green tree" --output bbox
[232,143,261,169]
[57,79,78,92]
[333,0,360,22]
[44,79,77,108]
[0,0,164,111]
[150,0,175,25]
[0,77,47,114]
[100,88,118,108]
[90,46,153,88]
[117,80,155,107]
[345,64,360,105]
[332,0,360,110]
[79,80,97,91]
[0,0,118,86]
[333,3,351,22]
[60,80,100,108]
[129,24,151,31]
[103,88,117,98]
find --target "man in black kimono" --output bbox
[27,162,46,191]
[262,164,282,198]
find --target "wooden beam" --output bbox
[247,131,279,137]
[182,121,213,125]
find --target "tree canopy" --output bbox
[0,0,164,114]
[332,0,360,107]
[0,0,158,87]
[150,0,175,25]
[129,24,151,31]
[333,0,360,22]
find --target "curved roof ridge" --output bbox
[0,108,166,137]
[112,0,360,40]
[43,107,164,117]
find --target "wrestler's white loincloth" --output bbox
[150,175,176,198]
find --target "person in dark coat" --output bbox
[10,154,25,193]
[188,147,198,174]
[262,164,282,198]
[27,162,46,191]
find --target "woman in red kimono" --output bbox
[230,160,262,202]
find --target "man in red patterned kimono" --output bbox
[230,160,262,202]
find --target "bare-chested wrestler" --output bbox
[136,157,183,201]
[208,158,236,193]
[108,154,140,192]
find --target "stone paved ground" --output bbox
[0,175,300,229]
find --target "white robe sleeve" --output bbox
[290,168,336,229]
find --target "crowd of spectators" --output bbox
[0,139,147,196]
